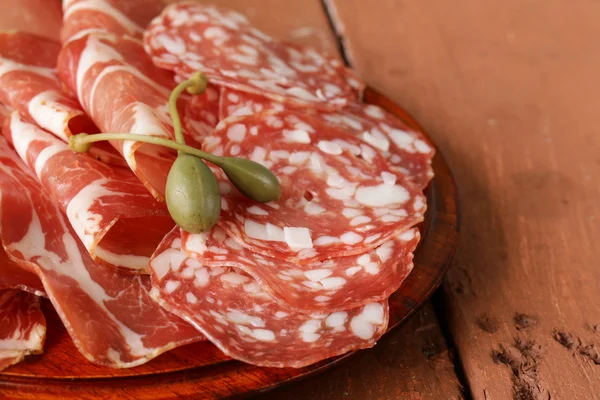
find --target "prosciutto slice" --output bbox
[0,290,46,371]
[3,111,173,273]
[62,0,173,43]
[150,228,389,368]
[0,245,45,296]
[0,137,203,367]
[0,31,124,166]
[58,31,216,199]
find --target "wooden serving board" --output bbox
[0,88,459,400]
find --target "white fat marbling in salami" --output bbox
[143,2,354,108]
[58,31,216,199]
[315,103,435,189]
[182,226,419,312]
[0,137,203,367]
[202,110,426,263]
[150,228,389,368]
[0,290,45,371]
[219,89,434,188]
[0,31,124,166]
[3,111,174,273]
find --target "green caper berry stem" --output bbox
[70,132,223,164]
[168,72,208,146]
[69,132,282,203]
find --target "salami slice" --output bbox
[144,2,355,108]
[62,0,172,42]
[182,226,418,312]
[58,32,211,199]
[219,88,434,188]
[4,111,173,273]
[150,228,389,368]
[0,137,204,367]
[316,103,435,189]
[0,31,124,166]
[202,110,426,263]
[183,84,221,141]
[219,88,285,120]
[0,290,45,371]
[342,67,365,101]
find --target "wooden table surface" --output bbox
[210,1,598,399]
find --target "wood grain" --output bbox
[0,1,462,398]
[327,0,600,398]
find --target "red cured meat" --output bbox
[183,84,221,141]
[0,0,62,42]
[150,228,389,368]
[0,290,46,371]
[219,88,285,120]
[0,31,124,166]
[219,89,434,188]
[342,67,365,101]
[4,111,173,273]
[182,226,419,312]
[58,32,215,199]
[0,245,45,296]
[0,137,203,367]
[62,0,174,42]
[144,2,354,108]
[202,110,426,263]
[315,103,435,189]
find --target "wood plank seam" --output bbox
[319,0,352,66]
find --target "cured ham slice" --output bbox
[0,290,46,371]
[0,137,203,366]
[62,0,173,43]
[58,32,216,199]
[219,88,435,188]
[144,2,354,108]
[202,110,426,263]
[3,111,173,273]
[150,228,389,368]
[0,31,124,166]
[0,245,45,296]
[182,226,418,312]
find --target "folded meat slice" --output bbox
[0,137,203,367]
[0,30,123,166]
[0,290,46,371]
[4,111,173,273]
[182,226,418,312]
[150,228,389,368]
[144,2,355,109]
[202,110,426,264]
[61,0,173,43]
[0,244,45,296]
[58,32,217,199]
[219,88,435,189]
